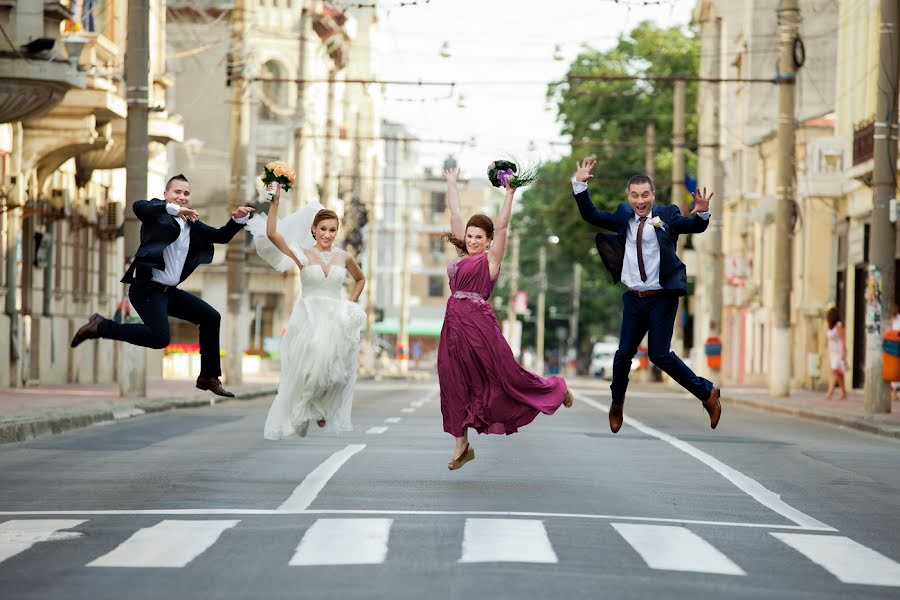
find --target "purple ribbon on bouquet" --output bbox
[496,169,515,187]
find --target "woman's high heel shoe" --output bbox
[448,443,475,470]
[563,389,574,408]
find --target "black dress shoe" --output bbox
[702,387,722,429]
[70,313,105,348]
[196,376,235,398]
[609,402,624,433]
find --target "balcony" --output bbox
[0,2,85,123]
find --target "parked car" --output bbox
[589,342,639,379]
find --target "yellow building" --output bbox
[833,0,900,389]
[0,0,182,388]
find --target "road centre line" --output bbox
[0,509,833,530]
[575,394,834,531]
[277,444,366,512]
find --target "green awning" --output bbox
[372,317,444,337]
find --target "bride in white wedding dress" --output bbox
[246,185,366,439]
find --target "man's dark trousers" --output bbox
[611,290,712,404]
[99,281,222,378]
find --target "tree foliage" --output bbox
[497,21,699,365]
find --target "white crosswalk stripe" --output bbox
[772,533,900,587]
[612,523,746,575]
[87,520,239,568]
[3,516,900,586]
[459,518,558,563]
[290,518,393,566]
[0,519,86,564]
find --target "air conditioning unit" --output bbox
[98,202,122,239]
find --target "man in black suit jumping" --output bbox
[571,157,721,433]
[71,174,255,397]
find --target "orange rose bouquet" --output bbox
[261,160,296,192]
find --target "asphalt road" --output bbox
[1,380,899,599]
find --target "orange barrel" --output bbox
[637,345,649,369]
[883,330,900,382]
[704,336,722,370]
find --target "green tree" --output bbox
[498,21,699,370]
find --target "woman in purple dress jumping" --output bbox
[437,167,572,471]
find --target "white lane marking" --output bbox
[384,417,403,424]
[0,520,86,563]
[365,426,389,435]
[410,399,428,407]
[290,518,392,566]
[0,510,831,531]
[87,520,238,568]
[400,408,415,413]
[278,444,366,512]
[460,518,557,563]
[578,395,834,531]
[772,533,900,586]
[612,523,746,575]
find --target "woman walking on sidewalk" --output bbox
[437,167,572,471]
[825,307,848,401]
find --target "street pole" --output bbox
[225,0,250,386]
[321,66,337,207]
[770,0,799,397]
[365,158,378,377]
[567,262,582,376]
[536,244,546,375]
[398,199,411,377]
[865,0,899,414]
[671,79,686,358]
[120,0,150,397]
[293,1,309,210]
[505,231,520,353]
[645,122,655,180]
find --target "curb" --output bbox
[721,394,900,440]
[0,385,278,445]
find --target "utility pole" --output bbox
[770,0,799,397]
[365,158,378,377]
[865,0,899,414]
[321,66,337,207]
[536,244,547,375]
[225,0,250,386]
[505,231,520,355]
[671,79,686,358]
[567,262,582,376]
[645,122,655,179]
[696,14,724,380]
[398,182,411,376]
[120,0,150,397]
[292,1,309,210]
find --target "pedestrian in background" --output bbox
[824,306,848,401]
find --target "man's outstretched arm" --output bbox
[571,157,617,230]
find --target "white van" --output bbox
[589,341,640,379]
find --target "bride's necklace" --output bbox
[311,245,335,266]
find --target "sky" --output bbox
[360,0,697,177]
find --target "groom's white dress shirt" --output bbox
[151,203,249,286]
[571,179,710,292]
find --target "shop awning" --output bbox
[372,317,444,337]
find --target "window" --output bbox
[430,191,446,215]
[428,275,445,297]
[429,237,444,262]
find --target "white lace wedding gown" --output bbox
[246,210,365,439]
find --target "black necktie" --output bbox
[636,216,648,282]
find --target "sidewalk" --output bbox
[569,376,900,440]
[0,373,279,445]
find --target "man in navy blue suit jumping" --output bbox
[571,157,721,434]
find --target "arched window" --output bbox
[259,60,289,120]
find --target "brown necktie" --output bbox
[636,216,648,282]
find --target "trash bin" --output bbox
[637,345,649,369]
[883,329,900,382]
[704,336,722,370]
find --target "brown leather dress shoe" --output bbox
[702,387,722,429]
[609,402,624,433]
[196,376,235,398]
[70,313,105,348]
